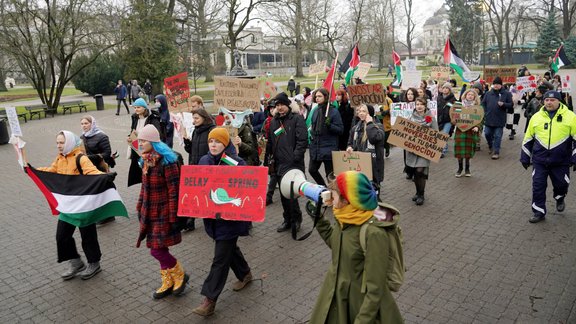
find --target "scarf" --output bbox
[83,116,103,138]
[312,103,328,135]
[410,110,433,127]
[333,204,374,227]
[60,130,82,156]
[462,99,476,107]
[141,150,161,175]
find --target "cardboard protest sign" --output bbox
[449,103,484,132]
[387,116,449,163]
[5,107,22,137]
[128,131,140,156]
[178,165,268,222]
[483,67,516,84]
[262,79,277,100]
[164,72,190,113]
[390,101,437,125]
[430,66,450,81]
[214,76,261,112]
[561,74,572,92]
[353,62,372,80]
[347,83,386,107]
[401,71,422,90]
[308,60,327,76]
[332,151,373,179]
[404,59,417,71]
[515,76,537,94]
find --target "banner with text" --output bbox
[449,103,484,132]
[214,76,262,112]
[515,76,538,94]
[164,72,190,113]
[387,116,448,163]
[483,67,517,84]
[332,151,373,179]
[401,70,422,90]
[390,101,437,125]
[430,66,451,81]
[347,83,386,107]
[178,165,268,222]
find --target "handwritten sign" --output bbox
[483,67,516,84]
[430,66,450,81]
[387,116,448,163]
[262,79,277,100]
[177,165,268,222]
[401,71,422,90]
[390,101,437,125]
[353,62,372,80]
[332,151,373,179]
[308,60,327,76]
[404,59,417,71]
[449,103,484,132]
[214,76,261,112]
[560,74,572,92]
[347,83,386,107]
[5,107,22,137]
[164,72,190,113]
[515,76,537,94]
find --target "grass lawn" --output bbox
[0,87,82,103]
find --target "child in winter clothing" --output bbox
[135,124,188,299]
[453,90,482,177]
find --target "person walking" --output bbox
[287,76,296,97]
[114,80,130,115]
[130,80,142,102]
[402,88,418,179]
[154,94,174,148]
[135,125,189,299]
[143,79,153,102]
[336,89,355,151]
[482,77,513,160]
[453,90,481,177]
[36,131,104,280]
[193,128,252,317]
[520,91,576,223]
[437,82,456,157]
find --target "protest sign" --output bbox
[404,59,417,71]
[178,165,268,222]
[308,60,327,76]
[430,66,450,81]
[5,107,22,137]
[332,151,373,179]
[449,103,484,132]
[483,67,516,84]
[515,76,537,94]
[390,101,437,125]
[164,72,190,113]
[347,83,386,107]
[214,76,261,112]
[353,62,372,80]
[462,71,481,82]
[401,70,422,90]
[387,116,449,163]
[561,74,572,92]
[262,79,277,100]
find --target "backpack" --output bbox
[76,153,108,174]
[359,202,405,292]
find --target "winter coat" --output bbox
[265,111,308,177]
[287,79,296,91]
[405,112,438,168]
[348,120,386,184]
[81,132,115,169]
[521,103,576,166]
[137,161,181,249]
[128,111,165,187]
[143,81,153,95]
[338,101,355,151]
[130,84,142,99]
[481,88,513,127]
[155,95,174,148]
[183,123,215,165]
[238,123,259,166]
[252,111,267,134]
[525,95,543,120]
[114,85,127,100]
[436,92,456,125]
[198,144,251,241]
[38,147,102,175]
[378,97,393,132]
[310,215,403,324]
[309,104,344,161]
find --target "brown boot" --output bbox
[192,297,216,317]
[152,269,174,299]
[232,272,253,291]
[168,261,189,296]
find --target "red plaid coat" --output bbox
[137,162,181,249]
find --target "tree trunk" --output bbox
[0,68,7,92]
[294,0,304,77]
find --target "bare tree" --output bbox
[349,0,367,43]
[402,0,416,57]
[484,0,516,64]
[0,0,119,109]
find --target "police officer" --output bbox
[520,90,576,223]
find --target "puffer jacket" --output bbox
[38,147,102,175]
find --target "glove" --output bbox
[136,232,147,248]
[522,162,531,170]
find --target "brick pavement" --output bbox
[0,110,575,323]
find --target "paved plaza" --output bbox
[0,109,575,323]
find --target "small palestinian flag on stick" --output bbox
[221,153,239,166]
[551,44,572,73]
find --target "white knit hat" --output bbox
[137,125,160,142]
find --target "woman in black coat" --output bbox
[336,89,355,151]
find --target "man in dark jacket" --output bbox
[114,80,130,115]
[482,77,513,159]
[266,92,308,232]
[287,77,296,97]
[143,79,153,102]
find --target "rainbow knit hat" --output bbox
[336,171,378,211]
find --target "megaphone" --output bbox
[280,169,331,203]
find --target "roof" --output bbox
[423,6,449,26]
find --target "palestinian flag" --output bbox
[551,45,571,73]
[221,153,239,166]
[444,37,471,81]
[274,125,285,136]
[344,43,360,86]
[392,50,402,86]
[26,165,128,227]
[323,56,338,102]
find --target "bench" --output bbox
[0,108,27,123]
[60,100,87,115]
[25,104,55,120]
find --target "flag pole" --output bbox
[326,53,339,118]
[314,75,318,90]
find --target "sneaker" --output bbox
[491,154,499,160]
[455,170,462,178]
[529,214,545,223]
[276,222,291,233]
[415,195,425,206]
[557,198,566,212]
[412,194,418,202]
[79,262,101,280]
[232,272,253,291]
[61,258,85,280]
[464,170,471,177]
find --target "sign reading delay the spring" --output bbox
[177,165,268,222]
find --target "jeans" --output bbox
[440,122,452,155]
[56,220,101,263]
[484,126,504,153]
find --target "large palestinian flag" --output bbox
[551,44,571,73]
[26,165,128,227]
[444,37,470,81]
[344,43,360,86]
